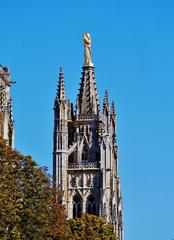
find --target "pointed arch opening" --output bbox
[86,195,96,215]
[73,194,82,218]
[82,142,88,162]
[68,152,74,164]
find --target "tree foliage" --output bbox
[69,213,116,240]
[0,138,70,240]
[0,138,116,239]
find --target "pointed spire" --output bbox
[77,66,100,117]
[67,100,74,120]
[57,67,66,100]
[76,33,99,118]
[111,102,116,146]
[111,101,116,120]
[103,89,110,112]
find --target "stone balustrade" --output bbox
[68,162,99,170]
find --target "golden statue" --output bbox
[83,32,93,66]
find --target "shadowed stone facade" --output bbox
[53,34,123,240]
[0,65,14,147]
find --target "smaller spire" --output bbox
[67,100,74,120]
[8,97,14,128]
[57,67,66,100]
[103,89,110,112]
[111,101,116,120]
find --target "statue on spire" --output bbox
[83,32,93,66]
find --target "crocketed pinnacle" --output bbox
[103,89,110,112]
[111,101,116,120]
[57,66,66,100]
[8,97,14,128]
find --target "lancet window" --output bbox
[86,195,96,215]
[73,194,82,218]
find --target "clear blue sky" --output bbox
[1,0,174,239]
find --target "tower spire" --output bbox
[57,66,66,100]
[76,33,99,117]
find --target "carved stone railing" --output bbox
[68,162,99,170]
[77,113,99,120]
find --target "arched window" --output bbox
[73,194,82,218]
[68,152,74,164]
[86,195,96,215]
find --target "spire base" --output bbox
[83,62,94,67]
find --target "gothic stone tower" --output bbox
[0,65,14,147]
[53,33,123,240]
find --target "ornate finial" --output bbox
[59,66,63,73]
[83,32,93,67]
